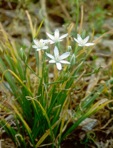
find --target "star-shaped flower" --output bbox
[46,29,68,44]
[46,46,70,70]
[32,39,49,51]
[74,34,94,47]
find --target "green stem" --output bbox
[39,50,42,78]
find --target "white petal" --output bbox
[78,44,84,47]
[46,53,54,60]
[40,39,44,42]
[54,46,59,57]
[56,63,62,70]
[46,32,54,40]
[74,38,79,44]
[33,39,39,46]
[49,40,55,44]
[60,60,70,64]
[59,33,68,40]
[83,36,89,43]
[77,34,83,41]
[42,46,48,50]
[56,39,63,42]
[85,43,95,46]
[32,45,38,48]
[54,29,59,38]
[49,60,56,63]
[60,52,70,60]
[36,48,41,51]
[44,39,50,43]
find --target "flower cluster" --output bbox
[46,46,70,70]
[46,29,68,44]
[74,34,94,47]
[32,39,49,51]
[32,29,94,70]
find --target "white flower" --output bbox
[46,46,70,70]
[32,39,48,51]
[74,34,94,47]
[46,29,68,44]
